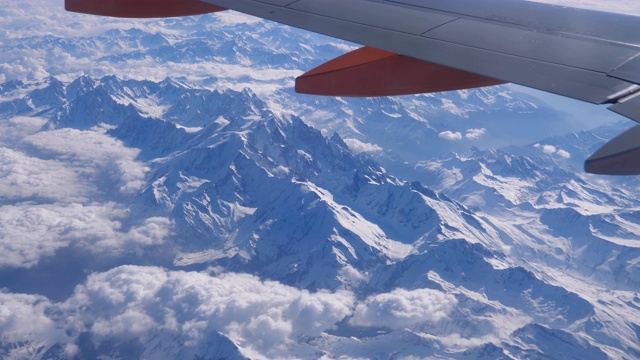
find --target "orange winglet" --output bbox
[296,46,505,97]
[66,0,225,18]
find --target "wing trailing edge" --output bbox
[584,90,640,175]
[65,0,225,18]
[295,46,505,97]
[585,125,640,175]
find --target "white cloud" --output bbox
[533,143,571,159]
[0,117,48,146]
[338,264,367,283]
[0,274,463,358]
[0,292,57,343]
[0,204,86,268]
[92,308,158,339]
[62,266,355,358]
[438,131,462,141]
[465,128,487,140]
[343,138,383,154]
[0,203,172,268]
[557,149,571,159]
[93,216,173,254]
[541,144,557,155]
[24,127,149,195]
[0,125,149,204]
[0,147,92,203]
[350,288,457,329]
[0,122,169,269]
[5,269,469,358]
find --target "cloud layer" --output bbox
[2,266,356,358]
[534,143,571,159]
[0,122,170,269]
[465,128,487,140]
[68,268,354,355]
[0,292,57,343]
[350,288,457,329]
[344,138,384,154]
[439,131,462,141]
[0,265,462,358]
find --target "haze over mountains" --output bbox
[1,1,639,359]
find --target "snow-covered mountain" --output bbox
[1,2,639,359]
[1,74,639,360]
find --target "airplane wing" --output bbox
[65,0,640,175]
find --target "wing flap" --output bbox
[608,92,640,123]
[295,46,505,97]
[585,125,640,175]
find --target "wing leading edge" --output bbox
[67,0,640,175]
